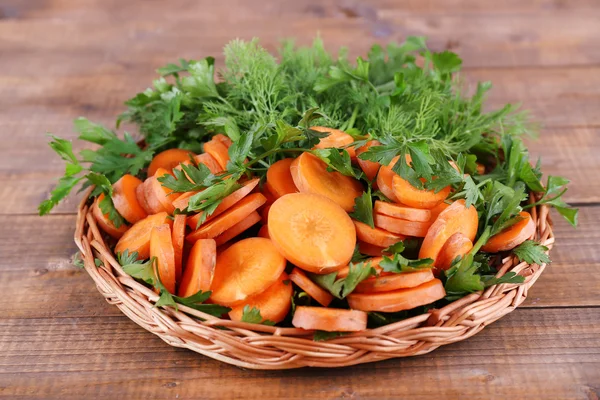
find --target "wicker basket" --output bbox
[74,191,554,369]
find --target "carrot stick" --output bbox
[354,269,434,293]
[148,149,196,177]
[268,192,356,274]
[92,194,129,239]
[115,212,172,260]
[374,213,432,237]
[392,174,450,210]
[194,153,223,174]
[373,200,431,222]
[228,272,292,324]
[292,306,367,332]
[311,126,356,158]
[347,279,446,312]
[482,211,535,252]
[178,238,217,297]
[437,233,473,271]
[289,268,334,307]
[150,224,176,294]
[356,140,381,181]
[357,241,386,257]
[203,139,230,170]
[186,193,266,242]
[172,214,186,282]
[337,257,384,279]
[210,237,287,306]
[266,158,298,198]
[112,174,147,224]
[375,159,400,203]
[353,220,406,248]
[290,152,363,212]
[257,224,270,239]
[213,211,261,246]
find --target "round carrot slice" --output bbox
[135,183,153,215]
[337,257,384,279]
[112,174,147,224]
[171,191,200,211]
[419,199,479,265]
[257,224,270,239]
[347,279,446,312]
[354,269,434,293]
[260,204,271,224]
[311,126,356,158]
[373,200,431,222]
[213,211,261,246]
[261,181,277,205]
[186,193,266,242]
[266,158,298,198]
[353,220,406,248]
[187,178,260,229]
[203,139,230,170]
[172,214,186,282]
[228,272,293,324]
[149,168,177,214]
[292,306,367,332]
[482,211,535,252]
[268,192,356,273]
[92,194,129,239]
[289,268,334,307]
[356,140,381,181]
[178,238,217,298]
[150,224,176,294]
[358,241,386,257]
[148,149,196,177]
[290,152,364,212]
[376,161,400,203]
[392,174,450,210]
[115,212,172,260]
[437,233,473,271]
[212,133,233,148]
[210,237,286,306]
[429,201,450,222]
[194,153,223,174]
[374,214,432,237]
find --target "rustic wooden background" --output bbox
[1,0,599,398]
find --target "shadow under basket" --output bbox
[74,192,554,370]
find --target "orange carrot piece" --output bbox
[356,140,381,181]
[374,214,432,237]
[203,139,230,170]
[112,174,147,224]
[376,161,400,203]
[268,192,356,274]
[142,178,166,214]
[419,199,479,266]
[289,268,334,307]
[429,201,450,222]
[353,220,406,248]
[357,241,386,257]
[171,191,200,211]
[347,279,446,312]
[354,269,434,293]
[257,224,270,239]
[210,237,287,306]
[373,200,431,222]
[213,211,261,246]
[194,153,223,174]
[261,181,278,205]
[266,158,298,198]
[311,126,356,158]
[92,194,129,239]
[187,178,259,228]
[437,233,473,271]
[292,306,367,332]
[482,212,535,252]
[186,193,266,242]
[178,238,217,297]
[260,204,271,224]
[148,148,196,177]
[476,162,486,175]
[337,257,384,279]
[392,174,450,210]
[213,133,233,148]
[135,183,153,215]
[115,212,172,260]
[290,152,363,212]
[228,272,292,324]
[148,167,177,214]
[172,214,186,282]
[150,224,176,294]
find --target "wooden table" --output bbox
[1,1,599,398]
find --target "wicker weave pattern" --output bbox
[74,193,553,369]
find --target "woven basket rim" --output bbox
[74,190,554,369]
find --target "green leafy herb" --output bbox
[240,306,276,326]
[309,261,377,299]
[513,240,551,265]
[313,330,349,341]
[349,188,374,228]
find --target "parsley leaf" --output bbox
[349,188,374,228]
[240,305,276,326]
[309,261,377,299]
[379,253,434,273]
[513,240,551,265]
[313,331,349,341]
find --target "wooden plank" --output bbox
[0,308,598,399]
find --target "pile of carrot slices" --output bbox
[92,129,536,333]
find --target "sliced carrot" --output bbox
[354,269,434,293]
[476,162,486,175]
[178,239,217,297]
[149,167,177,214]
[257,224,270,239]
[148,148,196,177]
[374,214,432,237]
[135,183,153,215]
[392,174,451,210]
[482,212,535,252]
[337,257,384,279]
[92,194,129,239]
[289,268,334,307]
[186,193,266,242]
[115,212,172,260]
[112,174,147,224]
[356,140,381,181]
[358,241,386,257]
[292,306,367,332]
[437,233,473,271]
[429,201,450,222]
[171,191,200,211]
[194,152,223,174]
[290,152,363,212]
[311,126,356,158]
[353,220,406,248]
[228,272,292,324]
[210,237,286,306]
[142,178,165,214]
[376,158,400,203]
[373,200,431,222]
[203,139,230,170]
[187,178,259,229]
[268,192,356,274]
[419,199,479,266]
[213,133,233,148]
[213,211,261,246]
[261,181,278,205]
[260,204,271,224]
[172,214,186,282]
[266,158,298,198]
[150,224,176,294]
[347,279,446,312]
